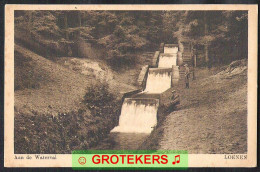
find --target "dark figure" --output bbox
[184,64,190,89]
[171,90,176,100]
[169,90,179,112]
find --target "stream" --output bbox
[93,133,149,150]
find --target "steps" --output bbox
[182,52,192,65]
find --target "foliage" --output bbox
[14,85,121,154]
[15,110,90,154]
[15,10,248,68]
[83,84,120,118]
[162,11,248,66]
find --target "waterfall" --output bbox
[144,69,172,93]
[112,45,179,134]
[111,98,159,133]
[164,46,178,54]
[158,53,177,68]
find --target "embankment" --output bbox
[14,45,123,154]
[140,60,247,153]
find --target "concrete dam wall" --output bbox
[112,44,181,133]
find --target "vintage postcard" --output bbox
[4,4,257,168]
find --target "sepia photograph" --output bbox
[4,4,257,168]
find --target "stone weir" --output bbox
[111,43,181,134]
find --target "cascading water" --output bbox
[164,46,178,54]
[158,53,177,68]
[112,45,179,134]
[112,68,172,133]
[111,98,159,133]
[144,69,172,93]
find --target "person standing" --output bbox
[184,64,190,89]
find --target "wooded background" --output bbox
[14,10,248,68]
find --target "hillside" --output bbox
[54,51,155,93]
[14,44,135,153]
[15,43,144,115]
[54,56,139,97]
[14,45,94,115]
[141,60,247,154]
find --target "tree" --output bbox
[15,10,248,68]
[164,11,248,67]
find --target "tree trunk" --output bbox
[194,54,197,68]
[204,12,209,67]
[64,13,69,40]
[83,12,86,26]
[78,12,81,27]
[28,11,33,24]
[28,11,33,35]
[205,42,209,65]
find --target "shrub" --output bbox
[83,84,121,120]
[14,85,121,154]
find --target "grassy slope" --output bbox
[14,43,151,153]
[141,62,247,154]
[14,44,124,153]
[14,42,152,118]
[54,56,139,99]
[15,45,95,115]
[15,43,140,114]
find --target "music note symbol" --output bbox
[172,155,180,165]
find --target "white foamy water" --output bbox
[112,69,171,133]
[112,46,179,134]
[158,54,177,68]
[144,70,171,93]
[111,99,159,133]
[164,47,178,54]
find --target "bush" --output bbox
[83,84,120,119]
[14,85,121,154]
[15,110,91,154]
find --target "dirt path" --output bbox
[158,66,247,154]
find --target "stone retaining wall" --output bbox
[137,65,149,89]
